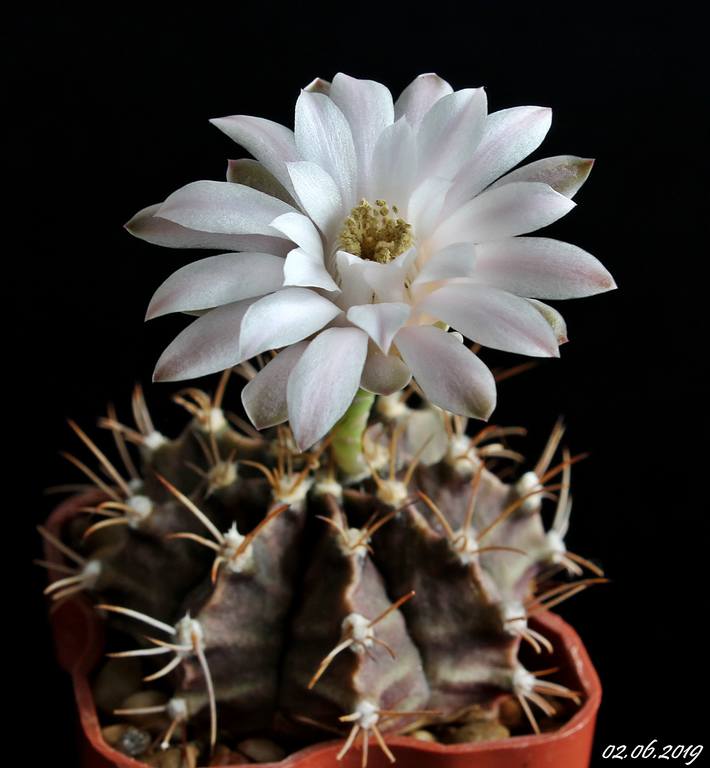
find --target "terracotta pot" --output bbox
[45,493,602,768]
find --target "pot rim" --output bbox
[45,491,602,767]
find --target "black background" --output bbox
[11,5,707,767]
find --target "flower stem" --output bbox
[331,389,375,478]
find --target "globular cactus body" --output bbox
[41,376,599,765]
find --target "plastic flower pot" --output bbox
[45,492,602,768]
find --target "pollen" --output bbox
[339,199,413,264]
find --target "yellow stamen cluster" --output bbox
[339,199,413,264]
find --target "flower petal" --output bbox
[369,117,418,209]
[417,88,487,180]
[146,252,285,320]
[408,177,453,240]
[527,299,568,344]
[335,250,373,307]
[241,341,309,429]
[209,114,298,193]
[473,237,616,299]
[394,73,454,129]
[446,106,552,210]
[283,248,340,292]
[238,287,341,360]
[360,247,418,303]
[330,73,394,195]
[304,77,331,94]
[286,161,344,237]
[418,283,560,357]
[269,212,324,257]
[226,158,296,205]
[360,346,412,395]
[156,181,297,236]
[294,90,357,208]
[346,302,411,353]
[433,182,575,250]
[413,242,477,285]
[395,325,496,419]
[153,299,255,382]
[125,204,292,256]
[287,327,369,450]
[489,156,595,199]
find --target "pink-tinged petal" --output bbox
[405,409,449,466]
[346,302,411,353]
[433,182,576,250]
[156,181,297,237]
[283,248,340,292]
[446,106,552,210]
[241,342,309,429]
[336,251,373,307]
[153,299,255,382]
[209,115,298,193]
[395,326,496,419]
[394,73,454,129]
[490,156,595,199]
[408,177,452,240]
[418,283,560,357]
[294,91,357,208]
[330,73,394,194]
[369,118,417,208]
[269,212,323,257]
[146,252,284,320]
[417,88,488,181]
[226,159,296,205]
[413,242,477,285]
[125,204,292,256]
[361,247,418,303]
[286,161,344,237]
[238,287,341,360]
[304,77,331,94]
[473,237,616,299]
[527,299,568,344]
[287,327,369,450]
[360,346,412,395]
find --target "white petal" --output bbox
[413,242,477,285]
[283,248,340,292]
[153,299,255,382]
[286,161,344,237]
[473,237,616,299]
[527,299,568,344]
[125,204,292,256]
[335,250,374,307]
[395,326,496,419]
[304,77,331,94]
[408,177,453,240]
[405,409,449,465]
[360,347,412,395]
[433,182,575,250]
[269,212,323,257]
[418,283,559,357]
[346,302,411,353]
[294,91,357,208]
[446,106,552,210]
[238,287,341,360]
[241,342,308,429]
[369,118,418,209]
[146,252,284,320]
[287,327,369,450]
[226,158,296,205]
[330,73,394,195]
[394,73,454,129]
[417,88,487,180]
[360,247,418,303]
[209,115,298,193]
[489,156,595,198]
[156,181,297,236]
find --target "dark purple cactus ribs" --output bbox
[40,372,605,766]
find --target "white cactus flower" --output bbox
[127,73,615,450]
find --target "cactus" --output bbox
[41,372,604,766]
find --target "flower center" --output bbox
[338,199,413,264]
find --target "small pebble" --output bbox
[210,745,252,765]
[445,720,510,744]
[499,696,525,730]
[410,729,437,743]
[237,737,286,763]
[102,723,152,756]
